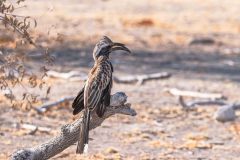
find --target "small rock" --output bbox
[214,105,236,122]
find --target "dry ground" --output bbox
[1,0,240,159]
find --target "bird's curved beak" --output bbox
[111,42,131,54]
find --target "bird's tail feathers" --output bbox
[76,108,90,154]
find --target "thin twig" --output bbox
[34,96,75,114]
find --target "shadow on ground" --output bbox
[29,42,240,82]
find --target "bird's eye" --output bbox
[100,46,109,53]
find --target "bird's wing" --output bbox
[96,78,112,117]
[84,64,112,114]
[72,85,85,115]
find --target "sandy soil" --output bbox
[1,0,240,159]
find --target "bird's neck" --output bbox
[95,56,109,63]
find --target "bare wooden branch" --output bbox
[178,96,240,122]
[11,92,136,160]
[167,88,224,99]
[34,96,75,114]
[13,123,51,135]
[113,72,171,85]
[47,71,171,84]
[47,70,88,81]
[178,96,227,109]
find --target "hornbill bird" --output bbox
[72,36,131,154]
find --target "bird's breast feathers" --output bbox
[84,59,112,109]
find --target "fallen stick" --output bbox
[167,88,224,99]
[178,96,240,122]
[13,123,51,135]
[178,96,227,109]
[11,92,136,160]
[69,76,88,82]
[178,96,240,110]
[34,96,75,113]
[34,71,165,114]
[47,71,171,84]
[47,70,88,80]
[113,72,171,85]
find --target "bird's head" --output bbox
[92,36,131,60]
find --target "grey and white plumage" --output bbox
[72,36,131,154]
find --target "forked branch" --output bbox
[11,92,136,160]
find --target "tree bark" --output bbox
[11,92,136,160]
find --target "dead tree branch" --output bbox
[167,88,239,122]
[13,123,51,135]
[46,70,171,84]
[178,96,240,122]
[34,96,75,114]
[11,92,136,160]
[113,72,171,85]
[167,88,224,99]
[178,96,227,109]
[47,70,88,81]
[178,96,240,110]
